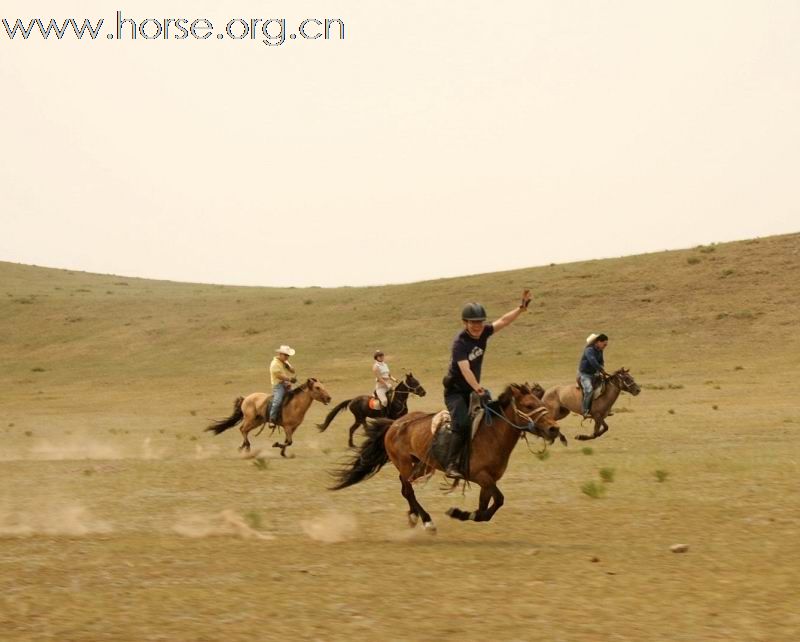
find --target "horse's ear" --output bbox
[498,386,513,407]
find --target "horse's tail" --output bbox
[329,418,392,490]
[205,396,245,435]
[317,399,351,432]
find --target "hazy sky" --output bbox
[2,1,798,287]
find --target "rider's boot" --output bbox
[444,431,466,479]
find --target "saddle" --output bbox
[429,392,489,468]
[577,375,606,400]
[368,388,394,412]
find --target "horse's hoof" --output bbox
[423,521,437,534]
[272,442,281,448]
[408,513,419,528]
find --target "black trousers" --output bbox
[444,389,471,437]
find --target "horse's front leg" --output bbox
[575,415,602,441]
[272,427,294,457]
[596,418,610,437]
[447,482,503,522]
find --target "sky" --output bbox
[2,1,798,287]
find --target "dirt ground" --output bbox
[2,391,798,642]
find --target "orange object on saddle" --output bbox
[368,398,382,411]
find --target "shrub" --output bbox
[31,367,45,373]
[535,450,550,461]
[581,447,594,455]
[581,481,606,498]
[599,468,615,483]
[654,470,669,482]
[686,257,701,265]
[668,409,675,415]
[252,458,269,471]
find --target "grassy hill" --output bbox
[1,233,799,642]
[2,232,798,417]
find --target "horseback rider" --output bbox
[372,350,398,411]
[268,345,298,428]
[578,333,609,417]
[442,290,533,479]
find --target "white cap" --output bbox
[585,333,600,346]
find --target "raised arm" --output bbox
[492,289,532,333]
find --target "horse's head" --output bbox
[613,368,641,396]
[498,383,563,445]
[403,371,426,397]
[305,378,332,405]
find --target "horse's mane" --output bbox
[497,382,545,408]
[285,378,318,403]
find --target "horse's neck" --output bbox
[287,388,313,415]
[482,406,523,454]
[599,380,621,408]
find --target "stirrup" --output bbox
[444,464,465,480]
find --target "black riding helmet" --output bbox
[461,302,487,321]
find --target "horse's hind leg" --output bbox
[397,464,435,533]
[347,420,362,448]
[399,476,419,527]
[238,424,251,452]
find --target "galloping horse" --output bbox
[206,378,332,456]
[330,383,562,532]
[317,372,426,447]
[542,368,641,440]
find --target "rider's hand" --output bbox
[290,377,297,384]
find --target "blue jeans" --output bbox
[579,373,594,414]
[269,383,287,423]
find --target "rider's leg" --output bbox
[579,373,593,416]
[376,385,389,408]
[444,390,470,478]
[269,383,286,425]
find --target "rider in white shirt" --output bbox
[372,350,397,409]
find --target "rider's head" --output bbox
[373,350,385,361]
[275,345,295,361]
[595,333,609,350]
[461,302,487,339]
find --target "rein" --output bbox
[481,399,548,434]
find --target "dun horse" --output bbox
[331,383,562,532]
[317,372,426,447]
[542,368,641,440]
[206,378,332,456]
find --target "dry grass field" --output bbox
[1,233,799,641]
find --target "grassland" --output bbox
[1,233,799,641]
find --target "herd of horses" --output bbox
[206,368,641,532]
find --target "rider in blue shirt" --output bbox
[578,333,609,416]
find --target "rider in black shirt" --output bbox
[443,290,532,478]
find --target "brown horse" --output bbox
[316,372,426,447]
[206,378,332,456]
[542,368,641,441]
[330,383,562,532]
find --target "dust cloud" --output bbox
[300,511,358,543]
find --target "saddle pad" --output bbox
[430,409,481,442]
[430,410,450,435]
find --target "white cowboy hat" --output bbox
[275,345,296,356]
[585,333,600,346]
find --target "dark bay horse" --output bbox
[206,378,332,456]
[317,372,426,447]
[542,368,641,440]
[330,383,562,532]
